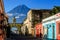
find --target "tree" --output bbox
[51,6,59,15]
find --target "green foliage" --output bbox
[51,6,60,15]
[9,23,22,34]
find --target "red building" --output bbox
[56,13,60,40]
[35,23,43,37]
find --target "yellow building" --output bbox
[21,19,28,35]
[22,10,33,35]
[26,10,32,34]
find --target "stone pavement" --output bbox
[5,32,54,40]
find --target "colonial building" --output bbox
[21,18,29,35]
[55,13,60,40]
[0,0,8,26]
[31,9,51,28]
[42,15,56,39]
[0,0,9,39]
[22,9,51,36]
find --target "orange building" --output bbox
[35,23,43,37]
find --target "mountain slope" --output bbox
[7,5,30,23]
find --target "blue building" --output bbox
[42,15,56,39]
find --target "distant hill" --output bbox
[7,5,30,23]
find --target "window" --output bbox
[49,24,51,28]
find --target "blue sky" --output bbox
[3,0,60,12]
[3,0,60,23]
[3,0,60,31]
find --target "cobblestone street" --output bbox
[5,33,56,40]
[5,33,43,40]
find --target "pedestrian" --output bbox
[40,33,43,40]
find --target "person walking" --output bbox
[40,29,43,40]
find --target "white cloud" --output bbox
[15,14,26,18]
[7,13,13,16]
[15,16,20,18]
[19,14,26,16]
